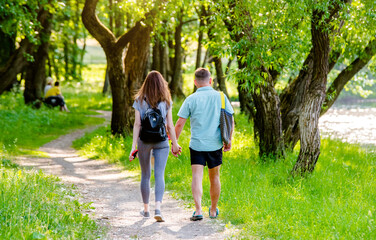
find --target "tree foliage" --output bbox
[210,0,376,174]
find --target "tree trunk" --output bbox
[280,49,314,150]
[123,26,152,129]
[0,29,16,67]
[281,1,355,151]
[195,20,204,70]
[159,39,168,79]
[192,12,204,93]
[103,67,110,94]
[169,16,185,98]
[109,0,113,32]
[63,40,70,81]
[0,3,53,95]
[292,9,330,175]
[0,40,33,95]
[0,29,17,91]
[213,55,228,96]
[82,0,155,135]
[106,52,128,134]
[51,45,61,81]
[71,0,81,80]
[152,37,161,71]
[114,0,124,37]
[24,10,53,106]
[251,78,285,159]
[167,37,174,83]
[206,14,228,96]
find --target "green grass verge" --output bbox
[0,88,110,238]
[73,102,376,239]
[0,91,105,154]
[0,158,102,239]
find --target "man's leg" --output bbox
[208,165,221,217]
[191,164,204,215]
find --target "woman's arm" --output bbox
[166,108,181,156]
[129,110,141,161]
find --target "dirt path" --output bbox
[15,111,231,240]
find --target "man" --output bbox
[45,81,69,112]
[175,68,234,221]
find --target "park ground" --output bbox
[1,66,376,239]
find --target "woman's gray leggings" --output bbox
[137,138,169,204]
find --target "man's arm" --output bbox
[175,117,187,140]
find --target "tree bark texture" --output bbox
[103,67,110,94]
[123,25,152,129]
[169,14,185,98]
[0,29,17,91]
[280,0,353,151]
[152,37,161,71]
[0,29,16,67]
[280,50,314,150]
[195,18,204,70]
[213,56,228,96]
[24,11,53,105]
[159,40,168,79]
[82,0,153,134]
[251,78,285,159]
[292,9,330,175]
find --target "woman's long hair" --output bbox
[134,71,172,108]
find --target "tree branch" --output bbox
[321,37,376,115]
[115,21,142,50]
[182,18,198,25]
[82,0,116,52]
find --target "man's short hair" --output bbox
[195,68,211,82]
[54,82,60,86]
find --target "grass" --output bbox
[0,91,104,154]
[74,100,376,239]
[64,64,112,114]
[0,157,102,239]
[0,72,110,239]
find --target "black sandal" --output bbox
[190,211,203,221]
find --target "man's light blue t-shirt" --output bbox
[178,86,234,152]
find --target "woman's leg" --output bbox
[153,145,169,207]
[137,139,152,212]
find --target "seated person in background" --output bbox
[44,77,53,96]
[44,82,69,112]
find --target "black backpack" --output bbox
[140,105,167,143]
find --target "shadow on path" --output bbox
[15,111,231,240]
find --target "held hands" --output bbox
[171,143,182,157]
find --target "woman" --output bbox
[44,77,53,96]
[129,71,181,222]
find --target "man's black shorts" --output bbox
[189,147,222,169]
